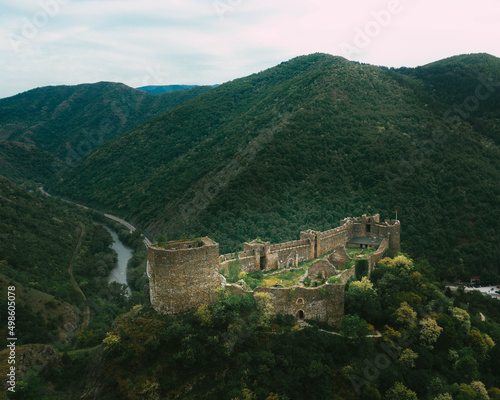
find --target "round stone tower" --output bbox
[147,237,224,314]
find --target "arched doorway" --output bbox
[286,252,298,269]
[296,310,305,320]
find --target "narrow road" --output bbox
[68,224,90,333]
[102,214,152,245]
[104,213,136,233]
[40,187,152,247]
[103,214,152,246]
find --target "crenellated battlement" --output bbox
[148,214,400,326]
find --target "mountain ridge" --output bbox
[137,84,201,94]
[41,52,500,278]
[0,82,213,183]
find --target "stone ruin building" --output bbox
[147,214,400,328]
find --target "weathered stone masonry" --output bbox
[219,214,400,274]
[147,214,400,328]
[147,237,224,314]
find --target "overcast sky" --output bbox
[0,0,499,98]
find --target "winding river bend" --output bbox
[104,226,133,296]
[39,187,146,297]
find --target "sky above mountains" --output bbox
[0,0,499,99]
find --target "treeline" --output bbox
[23,254,498,400]
[48,53,500,281]
[92,213,150,308]
[0,176,149,349]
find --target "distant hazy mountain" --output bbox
[137,84,200,94]
[0,82,213,183]
[48,53,500,277]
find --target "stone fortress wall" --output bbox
[220,214,400,274]
[256,285,345,328]
[225,283,346,328]
[148,214,400,328]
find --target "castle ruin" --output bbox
[147,237,225,314]
[147,214,400,328]
[219,213,399,274]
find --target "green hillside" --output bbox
[48,53,500,280]
[396,53,500,145]
[69,256,500,400]
[0,141,55,184]
[0,176,134,347]
[137,84,200,94]
[0,82,212,183]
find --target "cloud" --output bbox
[0,0,499,98]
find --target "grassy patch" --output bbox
[243,268,306,288]
[241,250,339,289]
[347,248,376,258]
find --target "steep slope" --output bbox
[0,175,133,348]
[0,141,55,184]
[0,175,108,303]
[395,53,500,144]
[0,82,212,183]
[49,53,500,278]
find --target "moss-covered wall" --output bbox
[254,285,344,328]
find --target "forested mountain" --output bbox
[396,53,500,145]
[2,53,500,400]
[137,84,200,94]
[0,141,55,183]
[48,53,500,280]
[0,82,212,184]
[0,175,133,347]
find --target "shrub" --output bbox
[355,259,369,280]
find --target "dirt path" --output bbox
[298,320,382,338]
[68,223,90,332]
[480,312,486,322]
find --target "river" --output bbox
[104,226,133,296]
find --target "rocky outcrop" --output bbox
[80,347,109,400]
[0,344,62,394]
